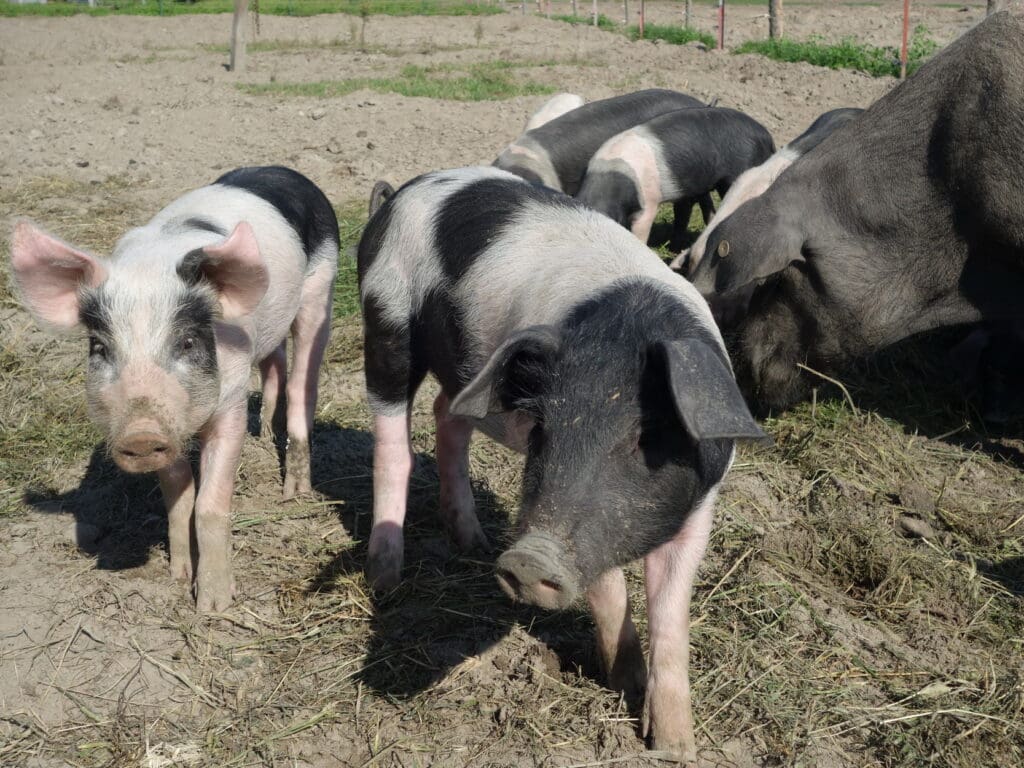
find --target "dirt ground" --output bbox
[1,4,1022,768]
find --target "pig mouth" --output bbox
[495,533,580,610]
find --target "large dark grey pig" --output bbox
[689,8,1024,412]
[493,88,705,195]
[357,166,764,760]
[674,107,863,272]
[11,166,338,611]
[577,106,775,248]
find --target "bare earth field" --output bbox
[1,4,1022,768]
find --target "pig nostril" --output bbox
[539,578,562,593]
[497,568,521,593]
[153,445,167,454]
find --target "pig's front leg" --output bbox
[366,410,414,592]
[158,457,196,582]
[193,405,247,612]
[586,567,646,709]
[433,392,488,552]
[642,491,716,762]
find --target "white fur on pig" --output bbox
[524,93,585,131]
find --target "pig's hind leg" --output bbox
[363,295,424,593]
[282,259,336,500]
[433,392,489,553]
[641,490,717,762]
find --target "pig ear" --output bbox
[10,221,108,329]
[450,326,561,419]
[658,339,767,441]
[186,222,269,320]
[368,180,395,218]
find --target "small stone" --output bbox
[366,141,375,150]
[75,159,90,168]
[28,129,43,140]
[356,129,367,138]
[310,107,326,120]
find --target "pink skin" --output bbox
[586,567,647,704]
[259,341,287,440]
[366,411,415,592]
[434,393,489,551]
[159,457,196,582]
[642,490,717,762]
[589,131,663,245]
[366,393,492,593]
[282,261,334,500]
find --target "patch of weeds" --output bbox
[733,26,939,78]
[332,203,364,320]
[627,23,715,49]
[550,13,617,31]
[241,61,556,101]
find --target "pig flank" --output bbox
[693,10,1024,412]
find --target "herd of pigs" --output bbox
[7,8,1024,763]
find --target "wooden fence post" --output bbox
[230,0,249,73]
[685,0,692,28]
[717,0,725,49]
[769,0,782,39]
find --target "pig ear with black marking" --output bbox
[450,326,562,419]
[182,222,269,320]
[10,221,108,330]
[658,339,767,441]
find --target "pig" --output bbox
[356,165,764,760]
[10,166,339,611]
[688,8,1024,413]
[493,88,706,195]
[524,92,585,131]
[368,180,395,218]
[672,107,863,272]
[577,106,775,249]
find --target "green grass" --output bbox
[627,23,715,49]
[550,13,617,31]
[333,204,364,320]
[0,0,502,18]
[733,26,939,78]
[241,61,556,101]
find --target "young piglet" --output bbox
[493,88,705,194]
[673,107,863,272]
[357,166,764,760]
[577,106,774,250]
[10,166,338,611]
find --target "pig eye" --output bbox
[88,336,107,359]
[178,336,196,354]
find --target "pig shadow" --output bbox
[305,423,615,708]
[23,445,173,570]
[979,555,1024,597]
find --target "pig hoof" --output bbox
[365,554,402,593]
[282,474,314,501]
[446,514,490,553]
[649,737,697,765]
[283,439,312,500]
[195,588,233,613]
[170,559,194,583]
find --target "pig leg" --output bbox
[158,457,196,582]
[697,193,716,226]
[367,409,414,592]
[671,199,698,252]
[586,567,646,709]
[259,341,287,441]
[193,404,248,612]
[433,392,488,552]
[282,261,335,500]
[642,490,717,762]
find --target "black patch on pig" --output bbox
[183,217,227,236]
[170,289,218,376]
[79,289,113,336]
[576,170,640,229]
[432,177,581,281]
[214,166,340,263]
[356,184,398,282]
[176,248,208,287]
[414,291,468,398]
[362,293,425,409]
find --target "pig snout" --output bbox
[111,424,176,473]
[496,533,579,610]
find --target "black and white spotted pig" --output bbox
[10,166,338,612]
[577,106,775,249]
[493,88,706,195]
[356,166,764,760]
[674,107,863,272]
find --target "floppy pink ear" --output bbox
[200,221,269,319]
[10,221,108,329]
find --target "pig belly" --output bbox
[473,412,533,454]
